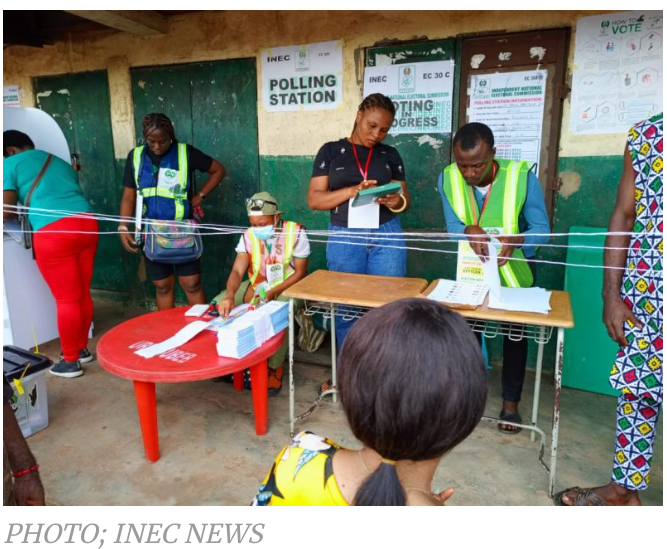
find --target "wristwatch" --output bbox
[198,192,207,201]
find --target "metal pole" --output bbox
[549,327,565,498]
[289,298,295,437]
[330,302,338,404]
[531,326,546,443]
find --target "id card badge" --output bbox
[347,198,380,229]
[157,167,180,193]
[266,263,284,287]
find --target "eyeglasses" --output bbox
[245,198,277,210]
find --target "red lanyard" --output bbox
[351,142,373,181]
[470,162,497,225]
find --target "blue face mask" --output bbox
[251,225,274,241]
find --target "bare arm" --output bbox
[192,159,226,208]
[603,147,642,345]
[3,190,18,221]
[376,180,412,212]
[4,402,45,505]
[216,253,251,318]
[307,175,376,211]
[119,186,139,253]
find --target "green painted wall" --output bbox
[129,58,260,303]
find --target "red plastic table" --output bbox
[97,307,285,462]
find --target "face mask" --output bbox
[251,225,274,241]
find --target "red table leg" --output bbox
[250,359,268,435]
[233,371,244,391]
[133,380,160,462]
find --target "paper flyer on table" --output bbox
[135,320,211,358]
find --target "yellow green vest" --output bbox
[442,158,533,288]
[246,221,300,289]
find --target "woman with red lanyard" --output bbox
[308,93,411,393]
[3,130,98,379]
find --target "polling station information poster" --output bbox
[3,85,20,107]
[363,61,455,134]
[469,70,547,172]
[570,10,662,135]
[261,40,343,112]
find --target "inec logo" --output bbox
[164,169,177,179]
[295,48,310,71]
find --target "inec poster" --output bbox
[570,11,662,134]
[3,86,20,107]
[261,40,343,112]
[363,61,454,134]
[469,70,547,172]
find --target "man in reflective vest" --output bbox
[439,122,550,433]
[213,192,310,395]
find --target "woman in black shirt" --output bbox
[308,93,411,391]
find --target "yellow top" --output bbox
[251,431,349,506]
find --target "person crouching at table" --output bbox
[212,192,310,396]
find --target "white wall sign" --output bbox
[469,70,547,172]
[570,10,663,135]
[261,40,343,112]
[363,60,455,134]
[3,85,20,107]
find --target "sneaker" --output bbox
[59,349,94,364]
[50,359,83,378]
[268,366,283,397]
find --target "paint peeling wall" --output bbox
[4,10,623,160]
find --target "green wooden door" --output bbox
[367,40,460,280]
[131,59,259,302]
[34,71,126,292]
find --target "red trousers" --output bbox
[33,215,99,362]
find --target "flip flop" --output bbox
[553,486,610,506]
[498,410,523,435]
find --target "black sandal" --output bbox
[553,486,610,506]
[498,409,523,435]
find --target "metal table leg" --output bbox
[549,327,565,497]
[531,326,546,442]
[289,298,295,437]
[330,302,338,404]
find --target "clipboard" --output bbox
[351,181,403,208]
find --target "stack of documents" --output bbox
[216,301,289,358]
[488,287,552,314]
[426,279,488,308]
[482,245,552,314]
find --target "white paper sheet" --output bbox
[347,198,379,229]
[134,194,143,242]
[488,287,552,314]
[482,244,502,300]
[426,279,488,307]
[134,320,211,358]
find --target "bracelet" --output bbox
[388,194,408,214]
[118,225,129,232]
[12,464,39,478]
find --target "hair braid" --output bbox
[141,113,177,142]
[358,93,396,117]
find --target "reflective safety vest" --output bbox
[244,221,300,290]
[133,143,189,220]
[442,158,533,288]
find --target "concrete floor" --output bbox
[25,300,662,506]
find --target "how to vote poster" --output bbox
[363,60,455,134]
[261,40,343,112]
[570,10,662,134]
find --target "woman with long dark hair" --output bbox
[252,298,487,506]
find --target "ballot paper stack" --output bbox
[488,287,552,314]
[216,301,289,358]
